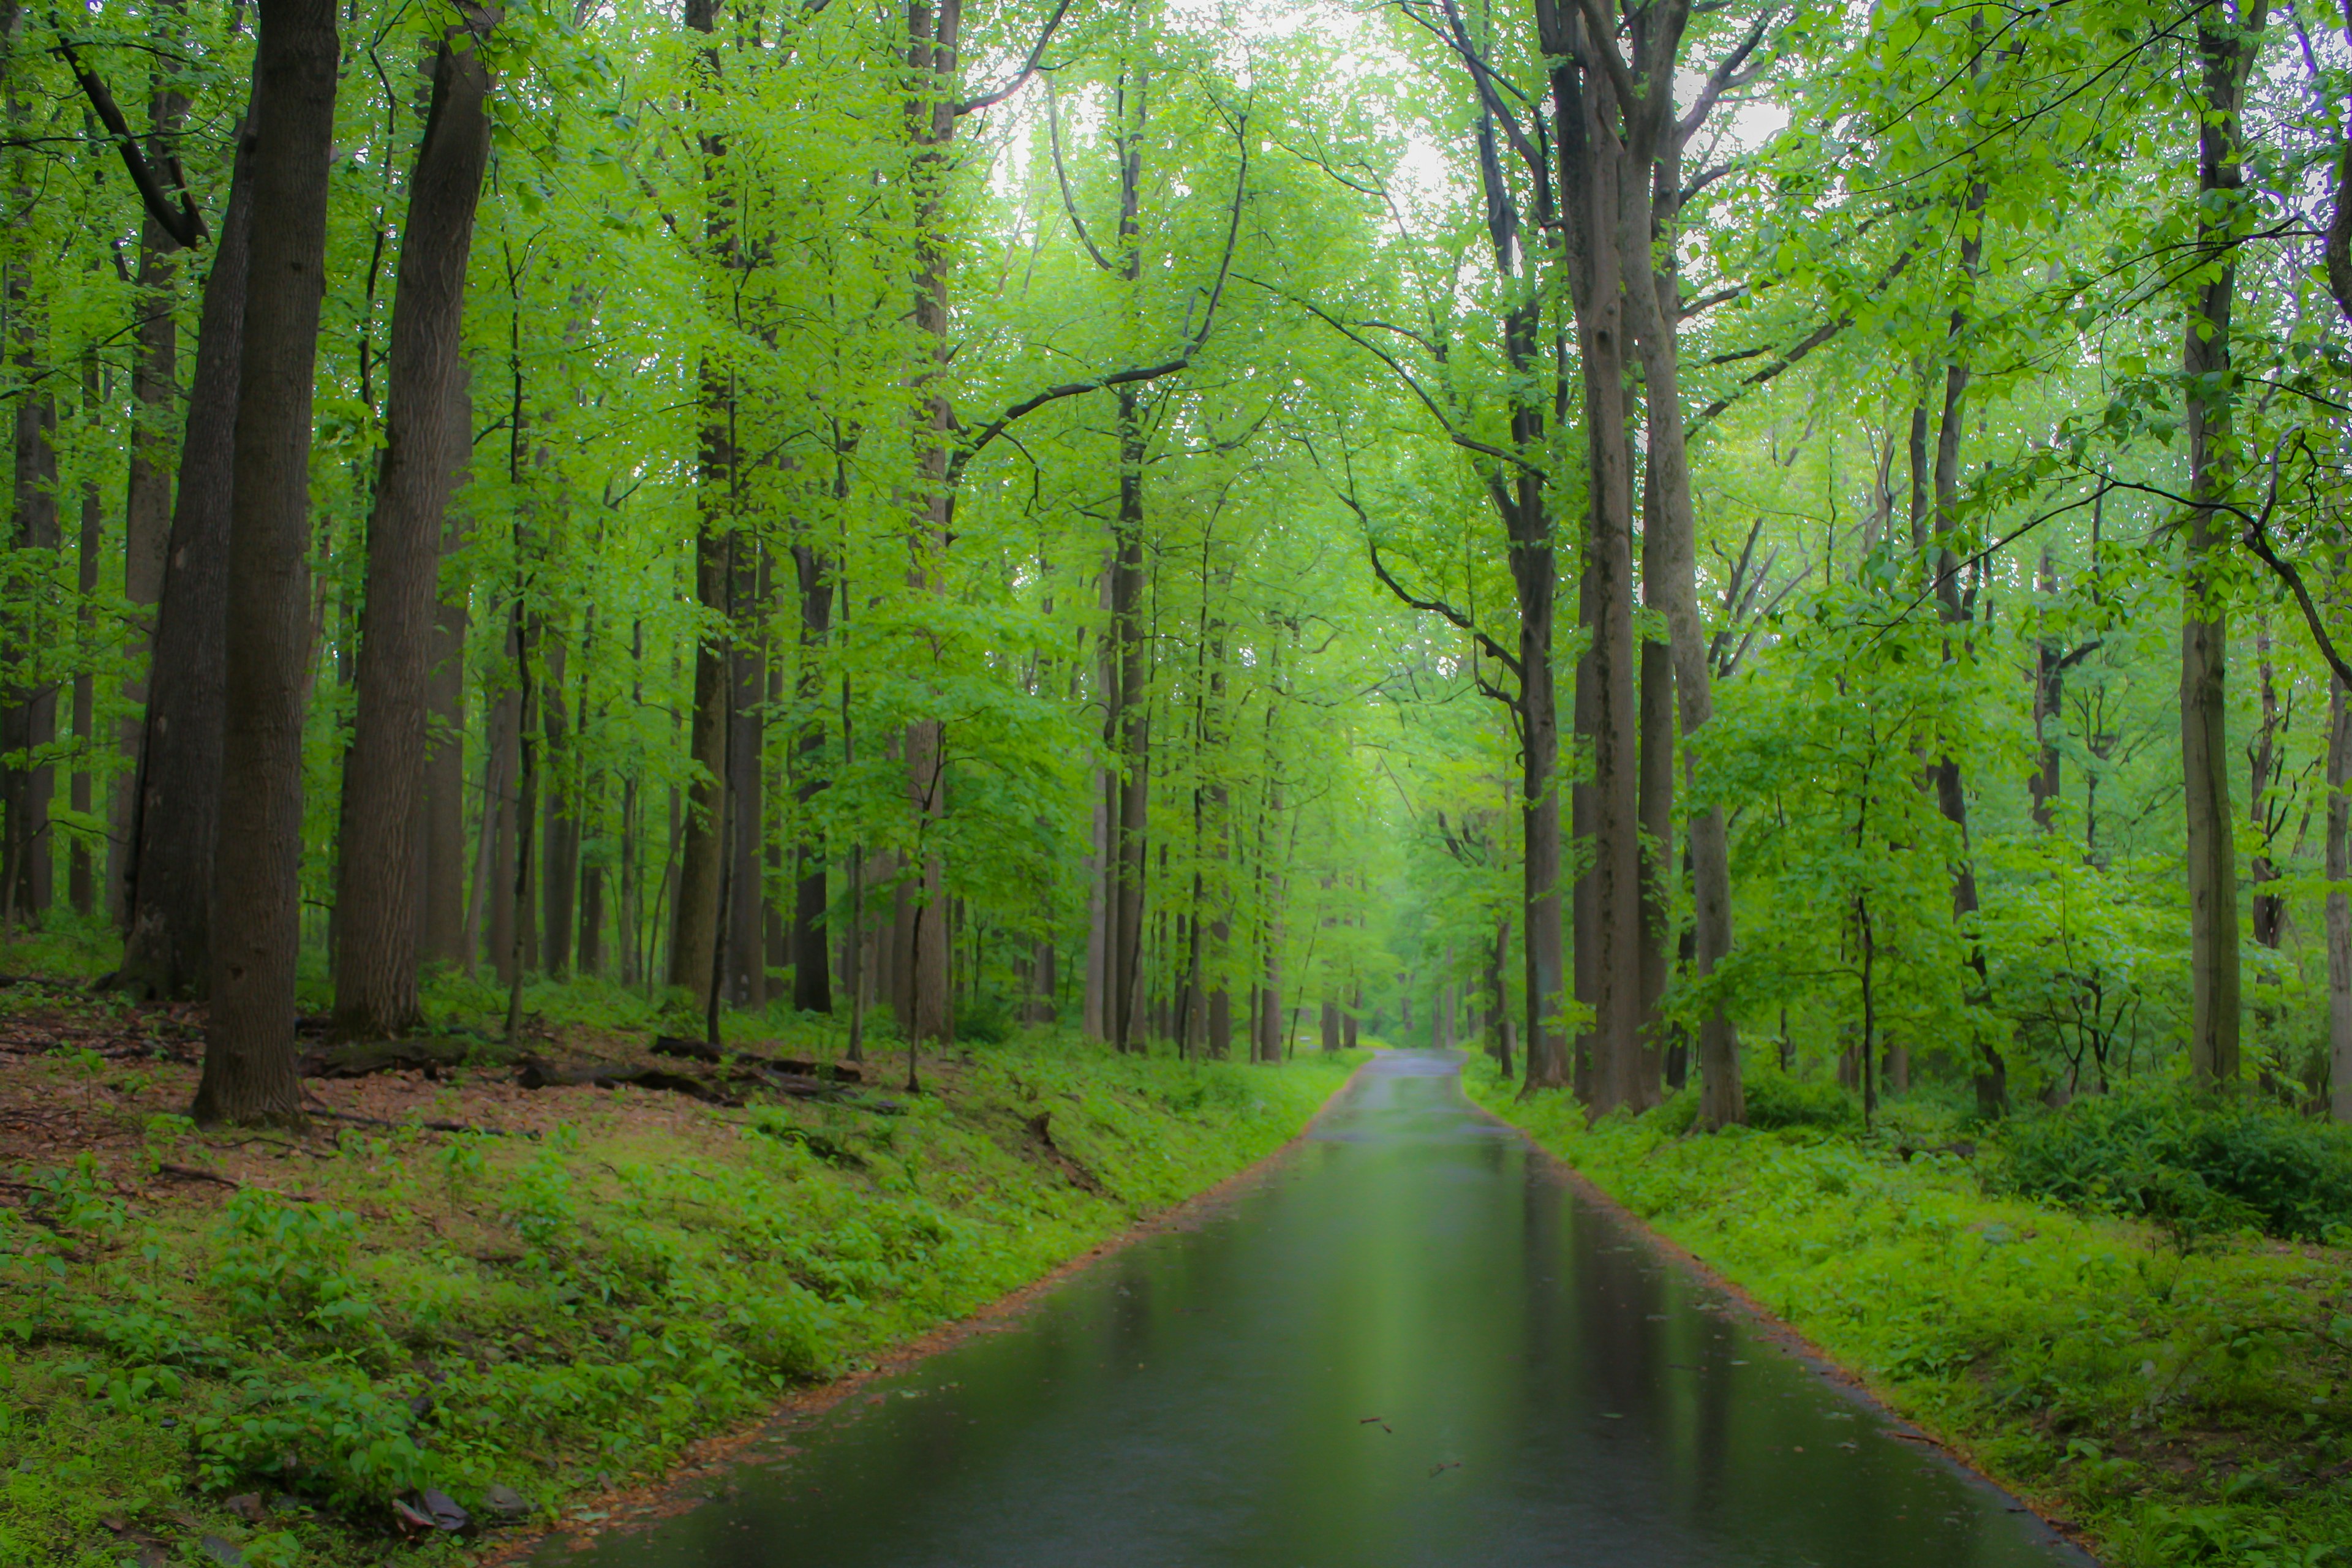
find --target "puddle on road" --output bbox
[539,1051,2090,1567]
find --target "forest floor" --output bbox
[1466,1058,2352,1568]
[0,953,1362,1568]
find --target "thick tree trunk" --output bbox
[670,0,736,1008]
[5,214,57,923]
[2180,5,2261,1087]
[331,18,494,1037]
[111,174,186,923]
[1566,105,1645,1117]
[119,113,254,998]
[1619,135,1741,1126]
[668,512,731,1004]
[195,0,341,1125]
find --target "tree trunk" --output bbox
[1109,430,1149,1054]
[420,366,472,968]
[790,540,832,1011]
[331,17,495,1037]
[483,652,519,980]
[195,0,341,1125]
[4,84,57,924]
[725,545,764,1006]
[1565,80,1645,1117]
[669,516,731,1003]
[540,623,578,979]
[111,92,189,925]
[1619,125,1741,1126]
[2180,3,2263,1087]
[119,107,255,997]
[2328,673,2349,1121]
[70,359,102,916]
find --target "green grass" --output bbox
[1,1025,1360,1567]
[1463,1059,2352,1568]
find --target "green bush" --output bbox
[1740,1064,1860,1131]
[1992,1082,2352,1241]
[955,997,1014,1044]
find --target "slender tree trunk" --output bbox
[70,358,101,916]
[2328,673,2349,1121]
[790,540,833,1011]
[540,623,578,979]
[195,0,341,1125]
[2249,615,2286,954]
[332,15,495,1037]
[483,650,519,979]
[725,545,765,1005]
[2180,2,2263,1087]
[420,366,472,967]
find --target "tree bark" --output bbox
[1560,46,1645,1116]
[119,104,254,997]
[540,622,578,979]
[2180,2,2264,1087]
[4,5,57,924]
[420,366,472,968]
[195,0,341,1125]
[790,540,833,1011]
[724,544,765,1005]
[332,14,495,1036]
[111,82,189,925]
[2327,673,2348,1121]
[70,358,101,915]
[669,520,729,1003]
[1619,144,1742,1127]
[669,0,736,1008]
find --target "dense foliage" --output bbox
[0,0,2342,1120]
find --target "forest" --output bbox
[4,0,2352,1561]
[3,0,2336,1126]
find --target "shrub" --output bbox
[1740,1065,1860,1131]
[1992,1082,2352,1241]
[955,997,1014,1045]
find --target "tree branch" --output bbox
[53,32,206,247]
[1045,77,1114,272]
[944,99,1250,502]
[956,0,1074,115]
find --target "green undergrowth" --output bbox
[1,1030,1360,1567]
[1464,1058,2352,1568]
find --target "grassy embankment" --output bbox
[1464,1058,2352,1568]
[0,956,1361,1568]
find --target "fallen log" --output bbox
[513,1057,741,1104]
[649,1035,864,1082]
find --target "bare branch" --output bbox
[1045,77,1114,272]
[956,0,1074,115]
[53,31,206,247]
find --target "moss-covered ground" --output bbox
[0,962,1360,1568]
[1464,1057,2352,1568]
